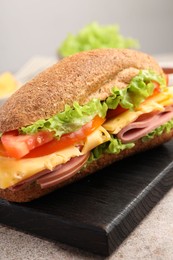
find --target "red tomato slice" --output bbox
[24,116,105,158]
[0,142,7,157]
[1,116,104,159]
[1,130,54,159]
[0,116,105,159]
[152,81,161,95]
[106,105,127,119]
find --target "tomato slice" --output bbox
[106,105,127,119]
[24,116,105,158]
[0,142,7,157]
[1,130,54,159]
[152,81,161,95]
[1,116,104,159]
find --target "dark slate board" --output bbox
[0,141,173,256]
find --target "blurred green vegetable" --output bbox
[58,22,139,58]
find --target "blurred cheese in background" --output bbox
[58,22,139,58]
[0,72,19,98]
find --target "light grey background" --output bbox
[0,0,172,73]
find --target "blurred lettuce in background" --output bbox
[58,22,139,58]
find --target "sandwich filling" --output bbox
[0,70,173,190]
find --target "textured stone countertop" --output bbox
[1,54,173,260]
[0,187,173,260]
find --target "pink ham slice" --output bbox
[10,153,90,191]
[37,152,90,189]
[117,106,173,143]
[9,168,54,191]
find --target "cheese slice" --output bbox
[82,126,110,154]
[0,146,81,189]
[103,87,173,135]
[138,87,173,111]
[103,110,143,134]
[0,126,110,189]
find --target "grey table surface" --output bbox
[0,53,173,260]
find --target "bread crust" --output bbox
[1,129,173,203]
[0,48,163,133]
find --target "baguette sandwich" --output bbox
[0,48,173,202]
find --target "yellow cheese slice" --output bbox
[82,126,110,154]
[0,126,110,189]
[138,87,173,111]
[103,110,143,134]
[0,146,81,189]
[103,87,173,135]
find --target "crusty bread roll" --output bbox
[0,48,170,203]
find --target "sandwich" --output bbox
[0,48,173,202]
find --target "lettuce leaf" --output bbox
[58,22,139,58]
[88,135,134,163]
[106,70,166,110]
[21,99,108,137]
[20,70,166,138]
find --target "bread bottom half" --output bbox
[1,129,173,203]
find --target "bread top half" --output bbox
[0,48,163,133]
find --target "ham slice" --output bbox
[9,168,54,191]
[117,106,173,143]
[37,152,90,189]
[10,153,90,191]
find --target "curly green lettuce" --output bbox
[21,99,107,138]
[88,136,134,163]
[20,70,166,138]
[106,70,165,109]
